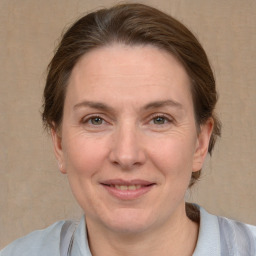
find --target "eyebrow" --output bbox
[143,100,183,110]
[73,101,115,112]
[73,99,183,112]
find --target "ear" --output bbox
[192,118,214,172]
[51,127,67,174]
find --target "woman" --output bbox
[1,3,255,256]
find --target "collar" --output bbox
[193,206,221,256]
[71,216,92,256]
[70,206,221,256]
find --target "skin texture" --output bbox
[52,44,213,256]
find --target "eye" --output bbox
[150,115,172,125]
[152,116,168,125]
[81,115,106,126]
[89,116,103,125]
[80,114,112,132]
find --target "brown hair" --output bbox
[42,3,221,187]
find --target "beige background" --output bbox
[0,0,256,249]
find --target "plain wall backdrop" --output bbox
[0,0,255,248]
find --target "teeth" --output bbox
[113,185,142,190]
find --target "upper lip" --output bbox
[100,179,155,186]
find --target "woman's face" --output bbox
[52,44,212,234]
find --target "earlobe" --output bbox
[51,127,67,174]
[192,118,214,172]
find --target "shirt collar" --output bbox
[70,206,221,256]
[71,216,92,256]
[193,206,221,256]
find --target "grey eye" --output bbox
[90,117,103,125]
[153,116,166,124]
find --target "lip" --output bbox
[100,179,156,200]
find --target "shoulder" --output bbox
[217,215,256,255]
[218,215,256,238]
[193,205,256,256]
[0,220,66,256]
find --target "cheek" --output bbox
[149,136,195,171]
[63,134,108,177]
[147,135,196,195]
[62,135,109,212]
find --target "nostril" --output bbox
[108,143,146,170]
[112,161,119,166]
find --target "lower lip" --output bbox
[102,185,154,200]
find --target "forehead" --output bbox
[66,44,193,109]
[72,44,189,80]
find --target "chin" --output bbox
[102,208,156,234]
[108,221,152,235]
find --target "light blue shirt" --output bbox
[1,206,256,255]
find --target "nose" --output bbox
[109,123,146,170]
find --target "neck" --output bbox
[86,204,199,256]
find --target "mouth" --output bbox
[107,184,146,191]
[100,179,155,200]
